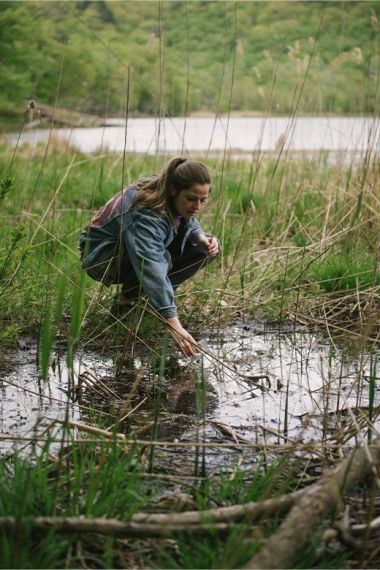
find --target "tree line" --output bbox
[0,0,379,127]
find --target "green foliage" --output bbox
[0,440,148,568]
[0,176,13,204]
[0,323,21,347]
[0,0,379,126]
[311,251,380,293]
[38,275,66,380]
[0,223,27,284]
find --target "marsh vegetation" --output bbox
[1,141,380,568]
[1,0,380,568]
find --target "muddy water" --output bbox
[1,323,379,464]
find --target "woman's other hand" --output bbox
[197,234,219,257]
[166,316,199,357]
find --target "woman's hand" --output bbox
[197,234,219,257]
[166,316,199,357]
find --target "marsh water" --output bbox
[5,116,380,156]
[1,322,379,469]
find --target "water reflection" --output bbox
[1,324,378,459]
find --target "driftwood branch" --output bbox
[242,442,380,569]
[131,487,305,525]
[0,487,305,539]
[0,517,229,538]
[26,99,105,128]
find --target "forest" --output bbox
[0,0,379,128]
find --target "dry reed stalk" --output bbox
[80,296,156,354]
[0,377,117,419]
[106,396,148,431]
[210,420,251,444]
[291,312,380,343]
[46,417,126,442]
[259,425,324,459]
[180,0,190,155]
[352,516,380,534]
[129,422,154,437]
[0,432,338,454]
[78,369,122,401]
[205,4,228,159]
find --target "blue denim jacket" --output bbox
[80,187,202,318]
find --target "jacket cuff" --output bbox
[158,306,178,318]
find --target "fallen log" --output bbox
[0,516,229,538]
[0,487,305,539]
[242,442,380,569]
[26,99,105,128]
[131,487,305,525]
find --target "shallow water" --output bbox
[1,323,379,465]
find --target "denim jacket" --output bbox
[80,187,202,318]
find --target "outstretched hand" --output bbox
[166,316,199,357]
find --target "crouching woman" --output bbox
[79,157,219,357]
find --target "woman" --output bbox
[80,157,219,357]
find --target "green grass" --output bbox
[0,441,351,569]
[1,144,380,344]
[311,251,380,294]
[0,438,148,569]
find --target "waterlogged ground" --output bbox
[1,322,379,468]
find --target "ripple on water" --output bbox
[1,324,379,464]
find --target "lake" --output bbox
[5,116,380,156]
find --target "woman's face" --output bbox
[173,183,210,219]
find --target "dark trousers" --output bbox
[122,235,217,300]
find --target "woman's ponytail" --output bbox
[164,157,187,196]
[166,157,187,180]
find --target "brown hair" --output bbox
[130,157,211,226]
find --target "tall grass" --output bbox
[38,274,66,380]
[1,146,380,341]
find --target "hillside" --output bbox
[0,0,379,127]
